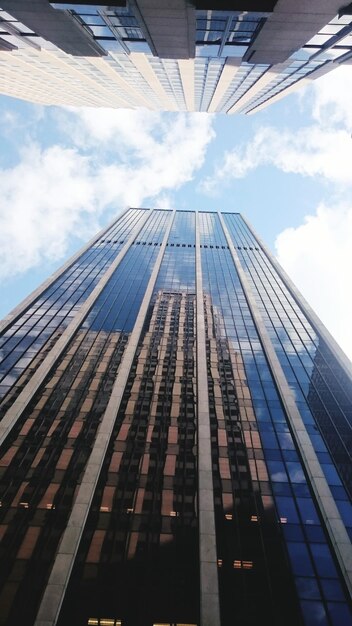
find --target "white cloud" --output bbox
[275,202,352,361]
[200,124,352,194]
[72,109,214,206]
[273,68,352,360]
[62,106,214,162]
[0,144,101,279]
[0,108,214,280]
[61,106,161,156]
[152,193,175,211]
[200,66,352,195]
[311,65,352,129]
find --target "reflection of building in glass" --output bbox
[0,1,351,112]
[0,208,352,626]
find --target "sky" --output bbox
[0,66,352,360]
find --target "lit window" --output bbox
[233,559,253,569]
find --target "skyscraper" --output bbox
[0,208,351,626]
[0,2,351,112]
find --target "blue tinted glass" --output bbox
[311,544,338,578]
[270,407,287,422]
[330,486,348,500]
[327,602,352,626]
[305,526,325,543]
[85,210,170,332]
[296,498,320,525]
[287,462,306,483]
[292,483,311,497]
[336,500,352,527]
[276,496,299,524]
[322,464,342,486]
[295,577,321,600]
[272,482,292,496]
[267,460,288,482]
[278,431,295,449]
[310,435,328,453]
[287,542,314,576]
[321,579,345,601]
[260,431,279,448]
[283,524,305,541]
[301,600,329,626]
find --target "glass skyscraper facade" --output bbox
[0,208,351,626]
[0,2,352,113]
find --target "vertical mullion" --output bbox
[218,210,352,600]
[0,209,152,448]
[196,211,221,626]
[34,209,176,626]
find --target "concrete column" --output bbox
[0,209,152,448]
[208,58,241,113]
[132,0,195,59]
[244,0,343,65]
[218,211,352,600]
[195,212,221,626]
[0,0,105,56]
[34,209,176,626]
[178,58,195,111]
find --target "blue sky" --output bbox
[0,66,351,359]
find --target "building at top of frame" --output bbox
[0,208,351,626]
[0,1,351,112]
